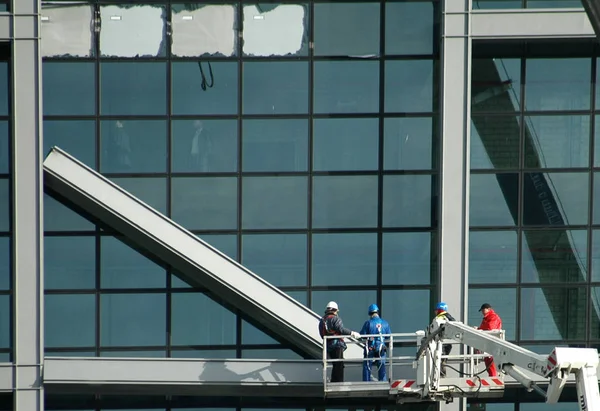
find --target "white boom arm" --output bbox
[418,320,600,410]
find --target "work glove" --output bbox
[351,331,361,339]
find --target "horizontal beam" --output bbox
[471,9,595,39]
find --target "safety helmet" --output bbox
[326,301,338,311]
[368,303,379,314]
[436,302,448,312]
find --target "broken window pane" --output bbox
[41,2,94,58]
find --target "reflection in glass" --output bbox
[384,117,434,171]
[385,60,433,113]
[172,62,238,115]
[100,350,165,358]
[591,231,600,282]
[469,173,518,227]
[0,121,6,173]
[243,119,308,172]
[472,58,521,113]
[242,320,276,344]
[101,62,166,115]
[171,292,236,346]
[524,115,589,168]
[525,58,590,111]
[45,294,95,348]
[313,118,377,171]
[527,0,583,8]
[242,234,306,287]
[312,289,377,330]
[314,3,379,56]
[520,403,579,411]
[0,237,7,290]
[0,63,7,117]
[312,233,377,286]
[0,296,7,349]
[44,120,95,169]
[382,290,430,334]
[469,231,517,284]
[43,62,95,115]
[171,349,236,359]
[172,4,237,57]
[101,237,166,289]
[243,4,308,57]
[468,288,516,340]
[522,172,588,226]
[383,175,433,228]
[44,194,94,232]
[41,3,94,57]
[242,177,307,229]
[382,232,432,285]
[312,175,377,228]
[101,293,166,347]
[242,349,301,359]
[173,120,237,173]
[110,177,167,215]
[100,5,166,57]
[171,177,237,230]
[314,61,379,114]
[0,178,7,232]
[45,236,95,290]
[471,0,522,8]
[522,230,587,283]
[470,116,520,170]
[520,287,586,341]
[386,2,433,55]
[590,287,600,340]
[243,61,308,114]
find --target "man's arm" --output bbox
[330,316,353,336]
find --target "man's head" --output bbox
[325,301,339,314]
[435,302,448,315]
[368,303,379,316]
[479,303,492,316]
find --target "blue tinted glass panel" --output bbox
[313,118,378,171]
[171,292,236,346]
[45,351,96,357]
[0,178,7,232]
[382,232,433,286]
[525,58,590,111]
[313,3,379,56]
[312,233,377,286]
[243,119,308,172]
[242,349,301,359]
[44,120,96,169]
[44,194,94,232]
[100,120,167,173]
[45,294,95,348]
[525,115,589,168]
[386,2,433,56]
[172,62,238,115]
[43,62,95,115]
[0,122,8,173]
[0,296,7,349]
[383,175,433,228]
[242,177,307,229]
[314,61,379,114]
[100,293,166,346]
[242,4,308,57]
[110,177,167,215]
[0,237,8,290]
[471,116,520,170]
[100,350,165,358]
[382,290,430,334]
[101,237,166,289]
[470,173,518,227]
[589,287,600,339]
[312,289,377,331]
[242,234,306,287]
[385,60,433,113]
[171,177,238,230]
[522,229,587,283]
[171,349,236,359]
[242,320,276,345]
[469,288,516,341]
[45,236,95,290]
[591,230,600,282]
[472,0,522,8]
[172,119,238,173]
[469,230,517,284]
[384,117,434,171]
[520,403,579,411]
[101,62,166,115]
[0,62,8,116]
[520,287,586,341]
[523,172,588,226]
[313,175,377,228]
[472,59,521,113]
[593,116,600,167]
[243,61,308,114]
[527,0,583,7]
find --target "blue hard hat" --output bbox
[368,303,379,314]
[436,302,448,312]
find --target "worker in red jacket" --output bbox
[475,303,502,376]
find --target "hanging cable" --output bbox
[198,61,214,91]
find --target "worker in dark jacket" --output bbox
[475,303,503,376]
[433,302,456,377]
[318,301,361,382]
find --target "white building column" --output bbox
[11,0,44,409]
[438,0,471,410]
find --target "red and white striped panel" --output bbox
[464,378,504,388]
[547,349,558,373]
[391,379,417,390]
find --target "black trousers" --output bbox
[328,346,345,382]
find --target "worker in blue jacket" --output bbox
[360,304,391,382]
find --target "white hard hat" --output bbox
[326,301,338,311]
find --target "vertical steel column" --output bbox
[438,0,471,409]
[11,0,44,409]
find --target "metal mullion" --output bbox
[236,0,243,360]
[587,55,597,345]
[306,0,314,315]
[376,0,384,310]
[516,54,526,344]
